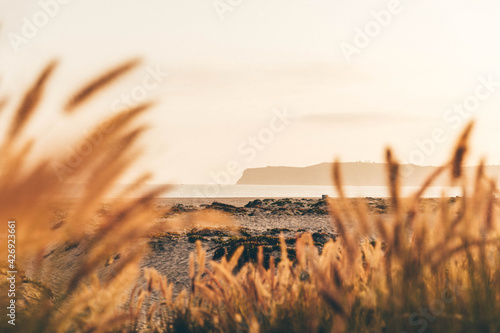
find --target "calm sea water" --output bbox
[164,184,463,198]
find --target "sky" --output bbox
[1,0,500,184]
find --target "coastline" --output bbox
[38,196,445,298]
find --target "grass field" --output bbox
[1,62,499,333]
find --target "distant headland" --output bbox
[236,162,500,186]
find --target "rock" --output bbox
[150,240,165,251]
[163,204,197,217]
[265,228,292,235]
[312,232,337,244]
[203,202,247,214]
[271,199,292,207]
[245,199,263,208]
[171,204,196,213]
[212,247,226,260]
[302,207,328,215]
[311,199,327,208]
[188,235,206,243]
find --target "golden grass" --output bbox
[1,60,500,333]
[130,123,500,333]
[0,60,173,332]
[64,58,141,113]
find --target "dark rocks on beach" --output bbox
[149,232,182,251]
[212,247,226,261]
[207,230,339,270]
[211,235,297,270]
[164,204,197,216]
[150,240,165,251]
[148,225,339,276]
[271,198,293,207]
[311,231,337,243]
[311,199,327,207]
[202,202,248,214]
[242,198,330,216]
[178,227,254,246]
[245,199,263,208]
[302,207,327,215]
[265,227,292,235]
[153,198,344,270]
[163,198,394,220]
[187,235,206,243]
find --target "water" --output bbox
[164,184,463,198]
[45,184,463,300]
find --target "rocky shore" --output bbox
[162,196,394,217]
[39,197,444,296]
[148,197,444,278]
[147,197,397,278]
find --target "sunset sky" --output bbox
[1,0,500,184]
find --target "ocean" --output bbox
[164,184,463,198]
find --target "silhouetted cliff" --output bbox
[236,163,500,186]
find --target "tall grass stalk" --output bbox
[1,60,499,333]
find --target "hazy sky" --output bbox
[1,0,500,184]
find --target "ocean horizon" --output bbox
[163,184,463,198]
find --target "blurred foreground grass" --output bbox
[0,62,499,333]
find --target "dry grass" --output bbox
[0,60,174,333]
[1,61,500,333]
[131,123,500,333]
